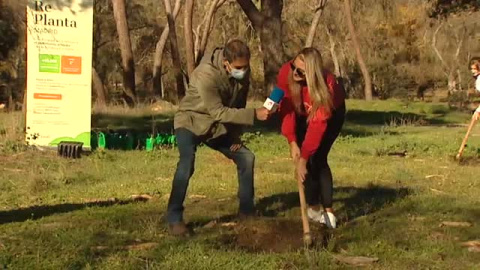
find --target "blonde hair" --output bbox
[288,47,333,120]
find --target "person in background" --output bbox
[277,47,346,229]
[470,57,480,120]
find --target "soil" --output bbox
[216,217,330,253]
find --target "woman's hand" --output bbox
[296,158,308,182]
[289,141,301,163]
[473,106,480,121]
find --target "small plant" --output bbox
[387,115,425,127]
[241,131,263,144]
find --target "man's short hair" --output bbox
[223,39,250,63]
[470,57,480,69]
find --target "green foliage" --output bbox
[427,0,480,18]
[0,5,18,61]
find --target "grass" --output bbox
[0,99,480,269]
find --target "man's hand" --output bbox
[230,143,242,152]
[296,158,308,182]
[289,141,301,163]
[255,107,270,121]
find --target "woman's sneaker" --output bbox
[319,212,337,229]
[307,208,323,223]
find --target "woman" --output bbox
[470,57,480,120]
[277,47,346,228]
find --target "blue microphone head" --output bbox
[269,86,285,103]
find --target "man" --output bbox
[470,57,480,120]
[166,39,270,236]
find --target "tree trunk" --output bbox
[152,0,181,98]
[343,0,372,100]
[326,26,341,77]
[184,0,195,76]
[237,0,286,94]
[195,0,227,65]
[7,89,13,112]
[432,22,465,94]
[111,0,137,106]
[92,67,107,108]
[448,71,457,93]
[164,0,186,101]
[457,69,463,91]
[305,0,327,47]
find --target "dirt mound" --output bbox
[217,218,330,253]
[453,156,480,166]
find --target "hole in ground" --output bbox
[214,217,332,253]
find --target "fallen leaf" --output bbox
[203,221,217,229]
[440,221,473,228]
[332,254,379,266]
[2,168,23,172]
[125,242,158,251]
[189,194,207,200]
[220,222,237,227]
[430,188,446,194]
[41,222,69,230]
[429,232,448,240]
[425,175,445,179]
[131,194,153,201]
[387,151,407,157]
[84,198,118,203]
[468,246,480,253]
[461,240,480,247]
[90,246,109,251]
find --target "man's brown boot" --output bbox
[168,222,191,236]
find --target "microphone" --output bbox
[263,86,285,112]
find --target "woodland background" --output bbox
[0,0,479,109]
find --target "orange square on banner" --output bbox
[61,56,82,74]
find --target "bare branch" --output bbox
[325,25,341,77]
[184,0,195,75]
[454,25,466,60]
[216,0,228,9]
[152,0,182,96]
[197,0,227,64]
[153,0,182,75]
[236,0,263,28]
[431,22,449,76]
[164,0,186,99]
[305,0,328,47]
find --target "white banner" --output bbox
[26,0,93,148]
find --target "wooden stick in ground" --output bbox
[296,172,312,246]
[456,117,477,159]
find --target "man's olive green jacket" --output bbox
[174,47,255,141]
